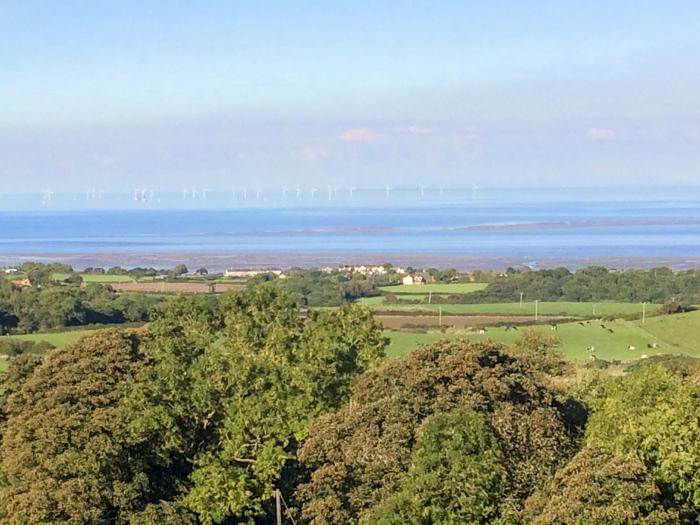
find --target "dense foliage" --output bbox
[249,268,384,306]
[297,338,584,524]
[2,277,700,524]
[0,286,386,524]
[464,266,700,305]
[0,267,157,334]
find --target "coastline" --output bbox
[3,252,700,272]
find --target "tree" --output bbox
[522,446,678,525]
[297,340,584,525]
[584,366,700,520]
[0,330,160,525]
[171,264,189,277]
[119,286,386,524]
[369,408,507,525]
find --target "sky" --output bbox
[1,1,699,193]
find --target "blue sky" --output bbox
[1,1,699,192]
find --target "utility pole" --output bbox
[519,292,524,309]
[276,489,282,525]
[642,302,647,325]
[439,307,442,327]
[428,291,432,304]
[535,300,539,321]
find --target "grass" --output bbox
[52,273,136,283]
[0,356,7,372]
[384,310,700,362]
[361,299,656,317]
[380,282,489,294]
[6,328,104,347]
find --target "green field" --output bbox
[361,299,656,318]
[385,310,700,362]
[380,282,489,294]
[0,356,7,372]
[52,273,136,283]
[6,328,102,347]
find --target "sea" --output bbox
[1,187,700,271]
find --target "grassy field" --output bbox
[0,356,7,372]
[385,310,700,362]
[6,328,104,347]
[52,273,136,283]
[361,299,656,318]
[380,282,488,294]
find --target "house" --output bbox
[3,268,18,274]
[402,274,426,286]
[224,268,284,278]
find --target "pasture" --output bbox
[380,282,488,294]
[0,355,7,372]
[7,328,104,347]
[361,299,656,318]
[384,310,700,362]
[52,273,136,283]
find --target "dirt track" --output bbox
[109,282,245,294]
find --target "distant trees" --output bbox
[461,266,700,305]
[250,268,381,307]
[0,267,159,334]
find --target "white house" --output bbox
[402,274,426,285]
[224,268,283,278]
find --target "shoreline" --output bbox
[2,252,700,272]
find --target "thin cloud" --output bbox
[588,127,616,141]
[339,127,378,142]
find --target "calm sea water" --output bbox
[1,192,700,270]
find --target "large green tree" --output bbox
[297,340,584,525]
[584,366,700,521]
[120,286,386,524]
[369,408,507,525]
[522,446,678,525]
[0,330,156,524]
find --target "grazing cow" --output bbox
[550,324,558,331]
[586,346,595,352]
[478,329,486,335]
[607,328,614,333]
[628,345,636,351]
